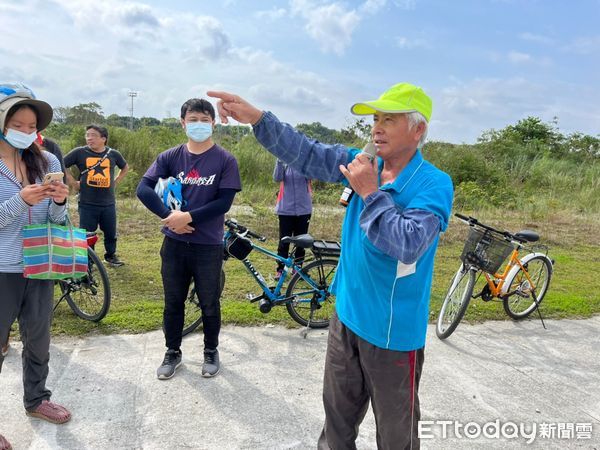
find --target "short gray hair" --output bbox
[406,111,428,148]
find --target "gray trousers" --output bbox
[0,273,53,410]
[318,313,425,450]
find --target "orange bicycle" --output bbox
[436,213,554,339]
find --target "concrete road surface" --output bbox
[1,317,599,449]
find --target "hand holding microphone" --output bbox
[339,143,378,207]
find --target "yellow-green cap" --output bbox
[351,82,433,122]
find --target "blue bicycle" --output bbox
[182,219,340,336]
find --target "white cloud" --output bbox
[430,77,600,143]
[192,16,232,60]
[487,50,551,67]
[254,8,287,20]
[507,51,531,63]
[250,84,331,110]
[392,0,416,9]
[360,0,387,14]
[564,35,600,55]
[396,36,430,49]
[0,3,26,13]
[0,0,352,127]
[289,0,419,54]
[432,77,547,142]
[519,32,554,45]
[2,0,595,145]
[52,0,161,30]
[290,0,360,55]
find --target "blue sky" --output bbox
[1,0,598,143]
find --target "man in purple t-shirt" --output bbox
[136,98,241,380]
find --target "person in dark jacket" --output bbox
[37,133,66,181]
[273,160,312,279]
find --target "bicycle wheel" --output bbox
[502,254,552,320]
[436,265,476,339]
[62,248,111,322]
[182,269,226,337]
[285,258,338,328]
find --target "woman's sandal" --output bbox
[26,400,72,424]
[0,434,12,450]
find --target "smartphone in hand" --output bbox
[42,172,64,185]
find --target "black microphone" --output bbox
[339,143,378,207]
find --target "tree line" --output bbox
[45,103,600,216]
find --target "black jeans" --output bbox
[78,203,117,258]
[276,214,311,271]
[160,236,223,351]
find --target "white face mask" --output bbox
[4,128,37,150]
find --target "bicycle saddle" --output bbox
[513,230,539,243]
[281,234,314,248]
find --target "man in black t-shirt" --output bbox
[64,125,129,266]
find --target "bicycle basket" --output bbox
[460,228,514,274]
[312,240,341,257]
[225,234,253,260]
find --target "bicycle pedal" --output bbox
[247,293,266,303]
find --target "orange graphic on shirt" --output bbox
[85,157,111,188]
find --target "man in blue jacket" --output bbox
[209,83,453,450]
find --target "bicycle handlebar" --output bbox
[454,213,514,240]
[225,219,267,241]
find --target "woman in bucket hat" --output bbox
[0,83,71,450]
[208,83,453,450]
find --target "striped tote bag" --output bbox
[22,219,88,280]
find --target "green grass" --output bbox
[39,198,600,337]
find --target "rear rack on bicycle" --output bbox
[460,227,514,274]
[312,240,341,257]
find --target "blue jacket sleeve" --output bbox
[253,111,351,183]
[359,191,441,264]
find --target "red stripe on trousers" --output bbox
[409,350,416,449]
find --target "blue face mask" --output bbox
[2,128,38,150]
[185,122,213,143]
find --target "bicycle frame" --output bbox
[182,221,339,336]
[479,245,538,299]
[436,213,553,340]
[224,229,329,307]
[457,213,545,301]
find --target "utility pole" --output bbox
[128,91,138,130]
